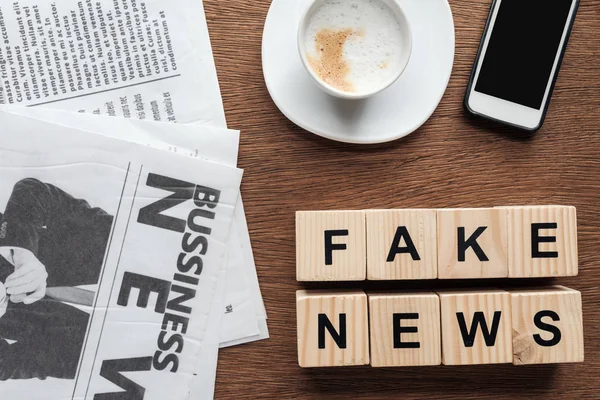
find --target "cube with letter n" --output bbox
[296,211,366,281]
[296,290,369,367]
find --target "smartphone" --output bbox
[465,0,579,132]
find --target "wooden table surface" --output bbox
[204,0,600,398]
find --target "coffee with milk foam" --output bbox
[304,0,406,94]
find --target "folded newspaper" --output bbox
[0,110,243,399]
[0,0,268,397]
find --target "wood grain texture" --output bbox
[511,286,584,365]
[437,208,508,279]
[502,206,578,278]
[439,290,513,365]
[366,209,438,280]
[369,292,441,367]
[204,0,600,397]
[296,290,369,367]
[296,210,366,281]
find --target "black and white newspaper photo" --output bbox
[0,177,116,382]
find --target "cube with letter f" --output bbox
[296,211,366,281]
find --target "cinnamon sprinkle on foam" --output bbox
[307,28,357,93]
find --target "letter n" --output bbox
[137,173,194,233]
[318,313,347,349]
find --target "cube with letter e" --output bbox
[296,211,366,281]
[369,292,441,367]
[511,286,584,365]
[296,290,369,367]
[501,206,578,278]
[439,290,513,365]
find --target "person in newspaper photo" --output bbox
[0,178,113,381]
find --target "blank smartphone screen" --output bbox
[475,0,573,110]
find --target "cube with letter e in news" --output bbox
[294,206,583,368]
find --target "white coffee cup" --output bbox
[298,0,412,100]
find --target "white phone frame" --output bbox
[466,0,578,130]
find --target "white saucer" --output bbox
[262,0,455,144]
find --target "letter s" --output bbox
[153,351,179,372]
[533,310,562,347]
[157,331,184,354]
[176,252,203,275]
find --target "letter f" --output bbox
[324,230,348,265]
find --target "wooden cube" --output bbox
[439,290,512,365]
[296,211,366,281]
[366,210,437,280]
[511,286,584,365]
[369,292,441,367]
[437,208,508,279]
[502,206,578,278]
[296,290,369,367]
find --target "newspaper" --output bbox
[0,104,268,348]
[0,0,268,347]
[0,110,242,399]
[0,105,261,397]
[188,253,227,400]
[0,0,225,124]
[0,0,269,394]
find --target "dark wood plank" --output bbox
[204,0,600,398]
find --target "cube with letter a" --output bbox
[437,208,508,279]
[296,211,366,281]
[511,286,584,365]
[366,209,438,280]
[296,290,369,367]
[501,206,578,278]
[439,290,513,365]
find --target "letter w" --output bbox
[137,173,194,233]
[94,357,152,400]
[456,311,502,347]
